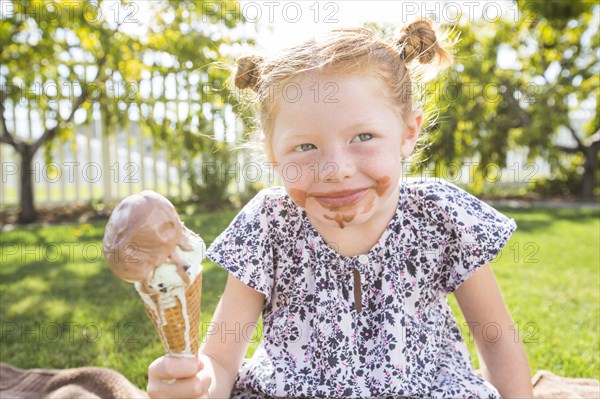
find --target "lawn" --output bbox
[0,206,598,389]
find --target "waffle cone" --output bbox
[140,273,202,356]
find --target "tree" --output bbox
[0,0,249,223]
[424,1,598,197]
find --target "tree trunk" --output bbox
[17,144,37,224]
[581,146,597,199]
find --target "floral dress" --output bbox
[206,178,517,399]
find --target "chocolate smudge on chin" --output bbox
[324,211,356,229]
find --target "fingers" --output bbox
[149,355,201,380]
[148,374,211,399]
[147,355,211,399]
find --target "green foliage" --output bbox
[1,0,249,134]
[1,0,252,219]
[422,1,599,196]
[187,140,236,210]
[529,154,587,197]
[134,1,253,156]
[517,0,596,25]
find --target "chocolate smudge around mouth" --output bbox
[288,176,392,229]
[375,176,391,196]
[360,176,391,214]
[308,176,391,211]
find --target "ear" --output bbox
[400,109,423,157]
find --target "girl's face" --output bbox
[270,72,422,230]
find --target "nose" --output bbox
[319,148,356,183]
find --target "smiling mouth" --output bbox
[311,188,368,208]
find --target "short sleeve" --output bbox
[206,190,275,300]
[418,180,517,294]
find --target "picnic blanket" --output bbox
[1,363,598,398]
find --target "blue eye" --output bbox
[293,143,316,152]
[351,133,373,143]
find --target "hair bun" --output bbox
[235,55,263,91]
[397,18,452,66]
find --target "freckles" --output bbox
[287,188,307,208]
[375,176,391,196]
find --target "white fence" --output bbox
[0,106,256,208]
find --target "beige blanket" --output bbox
[0,363,147,399]
[1,363,598,398]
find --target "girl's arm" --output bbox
[200,272,265,397]
[148,273,265,398]
[453,264,534,399]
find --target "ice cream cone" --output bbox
[102,190,206,357]
[138,272,202,356]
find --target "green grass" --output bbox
[1,207,598,388]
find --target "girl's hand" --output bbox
[147,355,212,399]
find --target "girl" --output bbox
[147,19,533,398]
